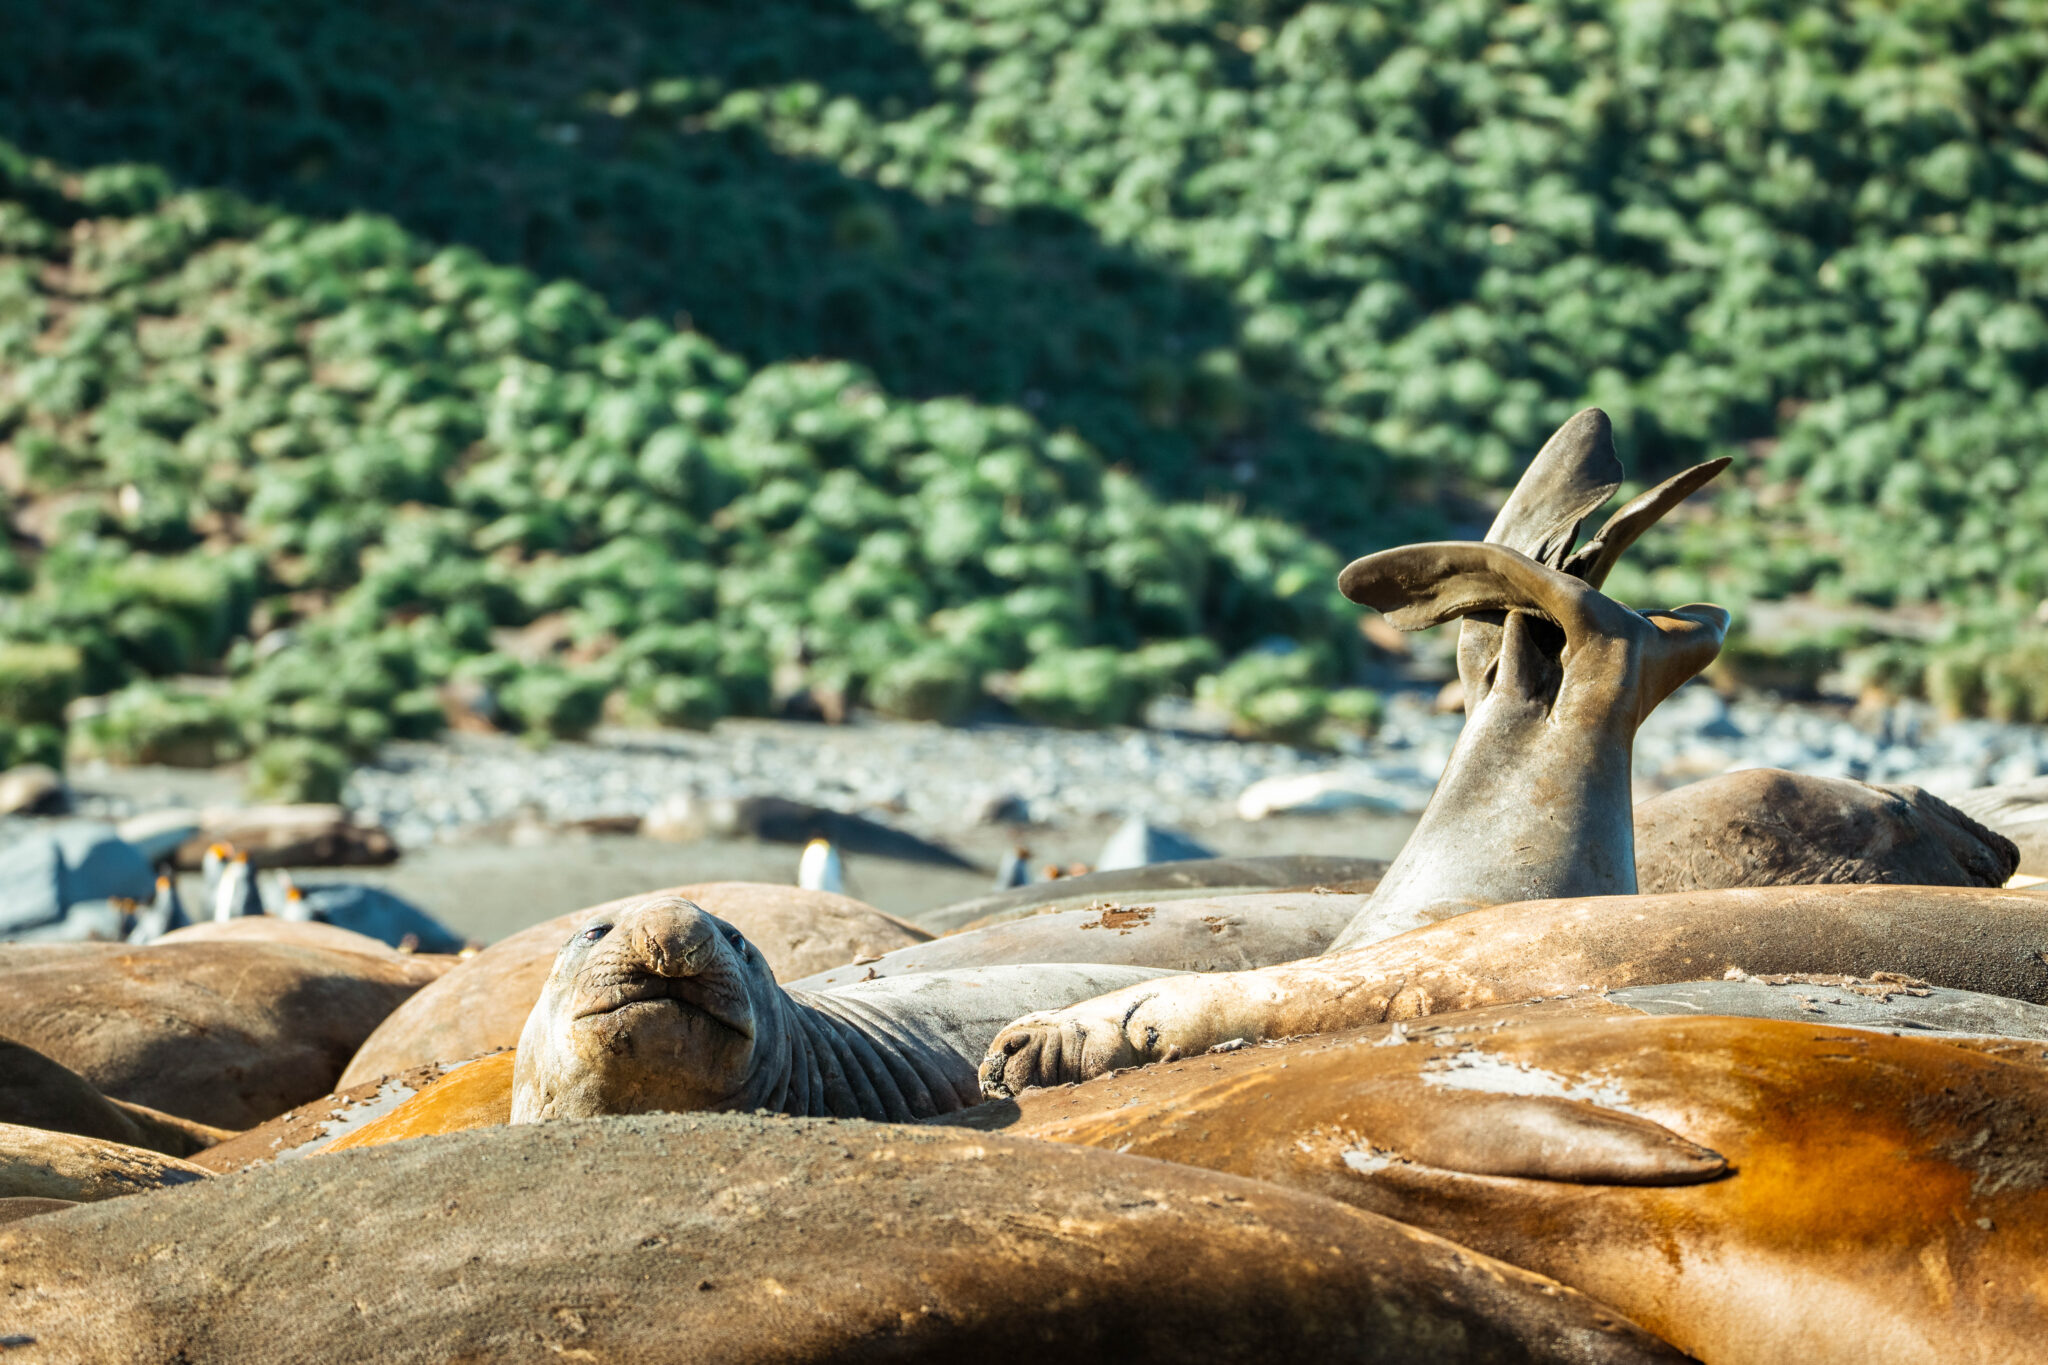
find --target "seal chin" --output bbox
[572,968,756,1041]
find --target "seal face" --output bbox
[512,897,783,1123]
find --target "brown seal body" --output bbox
[980,883,2048,1093]
[158,915,455,963]
[0,1121,211,1203]
[337,882,927,1089]
[512,896,1168,1123]
[0,1112,1685,1364]
[189,1058,479,1173]
[0,1038,232,1159]
[1325,411,1729,949]
[922,854,1388,934]
[1635,768,2018,891]
[319,1052,516,1154]
[963,1007,2048,1365]
[0,940,445,1129]
[787,890,1367,990]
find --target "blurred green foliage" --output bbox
[0,149,1360,764]
[4,0,2048,765]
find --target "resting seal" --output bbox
[1,1038,231,1159]
[337,881,929,1088]
[0,1112,1686,1364]
[786,889,1369,989]
[980,883,2048,1093]
[1327,408,1729,943]
[961,1007,2048,1365]
[1634,768,2018,891]
[0,938,447,1129]
[512,894,1169,1122]
[0,1121,211,1203]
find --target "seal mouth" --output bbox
[573,965,755,1040]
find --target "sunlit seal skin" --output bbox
[316,1052,518,1154]
[337,882,928,1089]
[158,914,450,961]
[274,967,2048,1159]
[189,1058,482,1173]
[1634,768,2018,891]
[512,895,1171,1123]
[981,410,1733,1091]
[921,854,1388,934]
[0,939,446,1129]
[979,883,2048,1095]
[788,890,1370,990]
[960,1007,2048,1365]
[0,1112,1687,1365]
[1327,408,1730,945]
[0,1121,210,1203]
[1,1038,232,1159]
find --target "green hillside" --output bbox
[6,0,2048,787]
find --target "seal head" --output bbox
[511,896,787,1122]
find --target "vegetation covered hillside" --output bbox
[6,0,2048,785]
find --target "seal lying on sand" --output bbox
[0,1112,1687,1364]
[336,882,929,1088]
[512,895,1171,1122]
[0,939,446,1129]
[1,1038,232,1159]
[1634,768,2019,891]
[963,1007,2048,1365]
[979,883,2048,1093]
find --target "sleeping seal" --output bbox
[1633,768,2018,891]
[979,883,2048,1094]
[961,1006,2048,1365]
[981,408,1739,1090]
[337,881,930,1089]
[512,894,1169,1122]
[0,1112,1686,1364]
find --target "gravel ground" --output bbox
[54,683,2048,942]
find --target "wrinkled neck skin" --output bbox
[738,988,987,1121]
[1331,610,1640,951]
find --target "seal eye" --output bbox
[718,922,746,950]
[582,924,612,943]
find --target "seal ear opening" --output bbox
[1561,457,1732,589]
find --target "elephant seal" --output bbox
[158,913,450,961]
[1949,775,2048,876]
[271,968,2048,1159]
[787,889,1369,990]
[0,1112,1686,1364]
[0,939,446,1129]
[319,1052,517,1154]
[962,1009,2048,1365]
[921,854,1388,934]
[980,883,2048,1093]
[336,882,928,1089]
[0,1121,210,1202]
[1328,410,1729,946]
[1,1038,232,1159]
[513,895,1170,1122]
[1634,768,2018,891]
